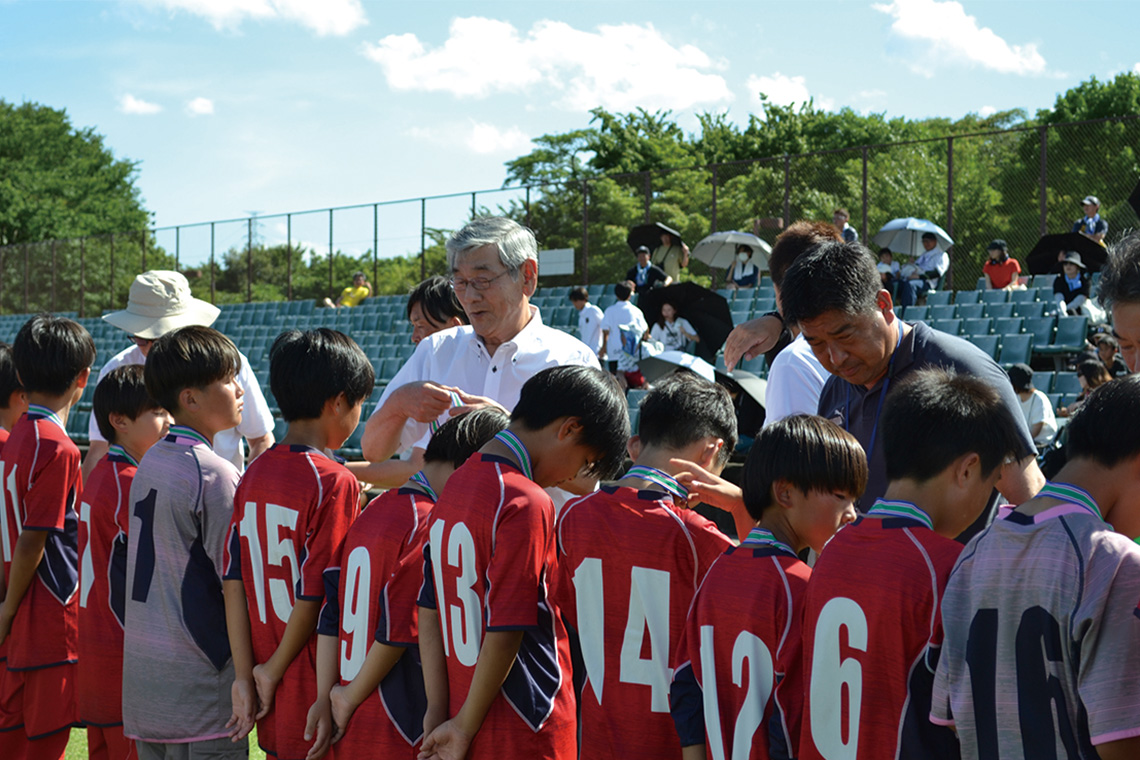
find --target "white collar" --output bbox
[469,304,548,358]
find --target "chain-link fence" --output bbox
[2,116,1138,314]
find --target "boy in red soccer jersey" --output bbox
[310,407,508,760]
[417,366,629,760]
[78,365,170,760]
[0,342,25,760]
[223,329,374,760]
[553,370,737,759]
[671,414,866,760]
[796,369,1023,760]
[0,315,95,760]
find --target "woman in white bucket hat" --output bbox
[81,271,275,479]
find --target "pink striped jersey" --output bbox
[797,501,962,760]
[671,528,810,760]
[932,482,1140,758]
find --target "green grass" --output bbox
[66,727,266,759]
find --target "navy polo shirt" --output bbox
[817,321,1037,537]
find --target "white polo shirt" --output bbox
[372,306,600,451]
[763,333,830,426]
[577,302,605,355]
[88,344,276,472]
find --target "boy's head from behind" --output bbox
[569,286,589,308]
[0,342,27,417]
[637,370,738,473]
[94,364,170,456]
[882,368,1023,536]
[145,325,241,424]
[13,314,96,400]
[425,407,510,470]
[614,281,633,301]
[270,329,375,423]
[742,414,867,553]
[510,365,630,485]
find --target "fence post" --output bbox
[471,192,477,219]
[946,136,954,289]
[0,246,4,315]
[372,204,379,290]
[141,228,147,272]
[286,214,293,302]
[582,181,590,285]
[51,240,56,313]
[420,198,426,280]
[710,165,718,232]
[79,238,85,318]
[783,155,792,228]
[328,209,334,301]
[1039,125,1048,236]
[525,186,532,229]
[175,227,180,271]
[861,146,869,242]
[110,233,115,311]
[23,244,29,314]
[643,173,651,223]
[209,223,215,304]
[248,217,254,303]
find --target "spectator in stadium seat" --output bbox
[1095,334,1129,377]
[81,270,274,480]
[323,271,372,308]
[626,245,671,294]
[725,244,759,289]
[360,217,599,465]
[982,239,1023,290]
[779,240,1043,539]
[896,231,949,307]
[1054,251,1106,323]
[1072,194,1108,245]
[652,230,690,281]
[1057,359,1112,418]
[1007,362,1057,450]
[407,275,466,345]
[1097,231,1140,372]
[833,207,859,243]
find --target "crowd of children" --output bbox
[0,306,1138,760]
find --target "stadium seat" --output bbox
[1035,316,1089,370]
[993,317,1023,336]
[740,355,767,375]
[954,290,981,305]
[931,318,962,336]
[1009,289,1036,303]
[902,305,929,321]
[1023,316,1056,347]
[984,303,1015,319]
[979,290,1008,305]
[1053,371,1082,396]
[975,278,987,290]
[925,291,953,306]
[929,305,956,321]
[626,389,649,409]
[968,335,1000,360]
[1034,371,1056,393]
[962,318,993,335]
[1031,274,1058,290]
[998,334,1032,367]
[956,304,984,320]
[1012,302,1046,320]
[1046,393,1063,410]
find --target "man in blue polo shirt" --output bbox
[778,240,1044,540]
[1072,194,1108,245]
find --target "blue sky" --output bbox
[2,0,1138,266]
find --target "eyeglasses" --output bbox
[451,270,511,293]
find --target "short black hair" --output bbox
[424,407,510,469]
[1007,363,1033,393]
[94,364,162,443]
[510,365,629,479]
[270,329,375,422]
[741,414,868,522]
[882,368,1023,482]
[1075,359,1111,390]
[407,276,467,326]
[768,221,842,289]
[614,281,633,300]
[779,240,882,327]
[1067,375,1140,466]
[145,325,242,414]
[569,286,588,303]
[922,232,937,241]
[13,314,96,396]
[1100,231,1140,309]
[0,343,22,409]
[637,371,737,468]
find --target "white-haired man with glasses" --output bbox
[361,217,600,464]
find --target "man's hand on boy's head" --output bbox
[226,677,258,742]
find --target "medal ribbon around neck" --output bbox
[1038,481,1103,521]
[742,527,796,557]
[624,465,688,502]
[867,499,935,531]
[429,391,464,434]
[408,470,438,502]
[494,430,534,481]
[27,404,65,431]
[108,443,139,467]
[167,425,212,449]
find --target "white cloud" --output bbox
[119,93,162,114]
[186,96,214,115]
[746,73,834,111]
[130,0,366,36]
[873,0,1046,76]
[364,17,733,112]
[1134,62,1140,74]
[408,121,533,156]
[978,105,996,117]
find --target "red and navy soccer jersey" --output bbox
[671,529,810,760]
[797,501,962,760]
[224,444,359,760]
[554,482,731,759]
[316,484,434,759]
[76,445,135,727]
[0,406,81,671]
[417,453,575,760]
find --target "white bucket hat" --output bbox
[103,270,220,339]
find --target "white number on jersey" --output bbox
[809,596,868,760]
[0,463,21,564]
[572,559,672,712]
[238,502,301,625]
[700,626,774,760]
[79,501,94,608]
[429,519,482,667]
[340,545,372,680]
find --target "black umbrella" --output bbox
[1129,177,1140,219]
[638,282,732,363]
[1026,232,1108,275]
[627,222,683,252]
